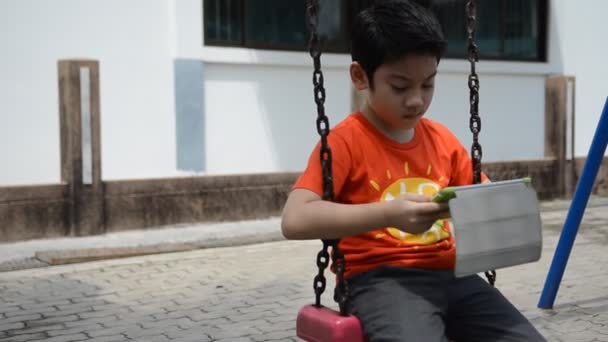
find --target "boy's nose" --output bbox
[404,91,424,112]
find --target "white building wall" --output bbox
[1,0,605,185]
[431,62,548,163]
[0,0,177,185]
[178,0,550,174]
[175,0,353,174]
[549,0,608,157]
[203,62,351,174]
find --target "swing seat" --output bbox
[449,178,543,277]
[297,305,365,342]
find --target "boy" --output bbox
[281,0,546,341]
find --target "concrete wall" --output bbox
[193,53,549,173]
[179,0,551,175]
[2,159,581,242]
[549,0,608,157]
[1,0,606,185]
[0,0,177,185]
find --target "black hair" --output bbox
[351,0,446,88]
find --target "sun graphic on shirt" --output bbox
[369,162,451,245]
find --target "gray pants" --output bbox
[347,266,546,342]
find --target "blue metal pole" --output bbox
[538,97,608,309]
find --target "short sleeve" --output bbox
[293,132,352,198]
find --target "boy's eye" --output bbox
[390,85,407,92]
[423,83,435,89]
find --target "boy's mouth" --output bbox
[401,113,422,119]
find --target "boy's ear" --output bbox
[350,62,369,91]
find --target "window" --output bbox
[204,0,242,45]
[204,0,351,52]
[203,0,548,61]
[433,0,547,61]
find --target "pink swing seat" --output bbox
[296,304,365,342]
[297,304,458,342]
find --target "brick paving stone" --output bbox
[1,199,608,341]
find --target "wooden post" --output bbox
[544,75,568,198]
[58,60,104,236]
[565,77,577,197]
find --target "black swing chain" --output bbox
[306,0,349,315]
[466,0,496,287]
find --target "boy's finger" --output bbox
[401,193,433,202]
[414,202,446,214]
[436,207,452,219]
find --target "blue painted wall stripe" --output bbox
[174,59,205,172]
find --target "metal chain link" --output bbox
[306,0,349,315]
[466,0,482,185]
[467,0,496,287]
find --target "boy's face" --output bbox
[352,54,438,130]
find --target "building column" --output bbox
[58,60,104,236]
[544,75,576,198]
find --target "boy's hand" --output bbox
[383,193,450,234]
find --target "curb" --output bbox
[2,197,607,273]
[1,231,285,272]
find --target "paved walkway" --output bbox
[1,198,608,341]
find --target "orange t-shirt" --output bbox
[294,112,487,279]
